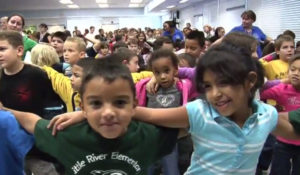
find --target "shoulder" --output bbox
[230,25,243,31]
[0,111,16,132]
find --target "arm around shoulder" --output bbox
[134,106,189,128]
[3,107,41,134]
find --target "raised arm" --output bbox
[3,107,41,134]
[134,106,189,128]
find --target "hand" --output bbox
[146,76,159,94]
[47,111,85,136]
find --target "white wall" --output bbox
[0,8,162,33]
[178,0,300,41]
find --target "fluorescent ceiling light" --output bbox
[67,4,79,8]
[167,5,175,8]
[98,4,109,7]
[59,0,73,4]
[129,4,139,7]
[147,0,166,11]
[131,0,143,3]
[96,0,107,3]
[160,9,168,12]
[179,0,189,3]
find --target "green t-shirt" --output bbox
[34,119,178,175]
[289,109,300,134]
[22,35,37,60]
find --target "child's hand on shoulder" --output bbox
[146,76,159,94]
[47,111,85,136]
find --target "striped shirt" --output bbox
[185,99,278,175]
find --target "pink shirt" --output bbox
[261,83,300,145]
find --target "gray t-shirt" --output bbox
[147,85,182,108]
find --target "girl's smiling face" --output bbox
[203,69,254,121]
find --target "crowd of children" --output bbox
[1,9,300,175]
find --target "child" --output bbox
[260,54,300,175]
[184,30,205,61]
[95,42,109,59]
[0,30,61,174]
[42,58,95,112]
[115,47,140,73]
[50,31,67,63]
[4,59,178,175]
[134,43,300,174]
[47,43,300,175]
[136,49,196,175]
[177,53,196,68]
[262,35,295,80]
[63,37,86,77]
[0,110,34,175]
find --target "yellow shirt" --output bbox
[263,59,289,80]
[131,71,153,84]
[42,66,81,112]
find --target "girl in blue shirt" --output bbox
[49,43,300,175]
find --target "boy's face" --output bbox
[126,56,139,73]
[152,57,178,88]
[70,65,83,91]
[128,44,139,54]
[51,37,64,54]
[289,59,300,88]
[185,39,203,58]
[0,40,23,69]
[276,41,295,62]
[82,77,136,139]
[63,41,85,65]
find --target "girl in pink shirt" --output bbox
[260,54,300,175]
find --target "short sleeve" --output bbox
[34,119,60,156]
[186,99,205,133]
[289,109,300,134]
[0,111,34,159]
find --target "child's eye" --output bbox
[89,100,102,108]
[203,84,211,90]
[114,100,127,107]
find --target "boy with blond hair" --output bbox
[63,37,86,77]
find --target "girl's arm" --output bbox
[178,67,196,81]
[272,112,300,140]
[134,106,189,128]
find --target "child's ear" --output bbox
[80,102,88,119]
[246,71,257,89]
[16,46,24,57]
[79,51,85,58]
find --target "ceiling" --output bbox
[0,0,204,12]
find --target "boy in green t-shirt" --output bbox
[3,59,178,175]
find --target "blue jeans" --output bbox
[147,144,180,175]
[270,141,300,175]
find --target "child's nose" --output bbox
[102,105,115,119]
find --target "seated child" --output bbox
[3,59,178,175]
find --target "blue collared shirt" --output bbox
[230,25,267,58]
[185,99,277,175]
